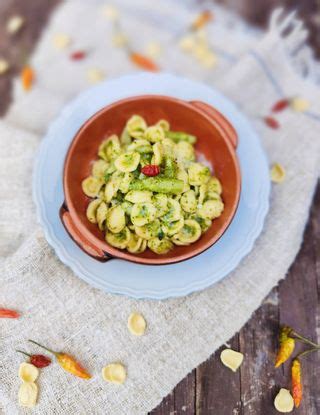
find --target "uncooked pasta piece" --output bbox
[220,349,244,372]
[18,363,39,383]
[127,312,147,336]
[102,363,126,384]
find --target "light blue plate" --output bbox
[33,73,270,300]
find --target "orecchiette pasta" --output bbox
[82,115,225,255]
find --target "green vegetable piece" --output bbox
[163,157,177,178]
[129,178,184,194]
[167,131,197,144]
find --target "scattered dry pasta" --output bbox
[127,312,147,336]
[18,382,38,408]
[102,363,127,384]
[82,115,224,255]
[6,15,25,34]
[220,349,244,372]
[274,388,294,413]
[18,363,39,408]
[19,363,39,383]
[270,163,286,183]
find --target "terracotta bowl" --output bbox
[60,95,241,265]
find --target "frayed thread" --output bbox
[268,8,320,84]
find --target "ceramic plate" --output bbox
[33,73,270,299]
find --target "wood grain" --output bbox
[0,0,61,116]
[0,1,319,414]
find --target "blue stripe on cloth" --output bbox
[249,50,320,123]
[249,50,284,96]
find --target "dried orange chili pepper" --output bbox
[0,308,20,318]
[29,340,91,379]
[291,358,302,407]
[129,52,159,72]
[21,66,34,91]
[191,10,213,31]
[275,326,295,368]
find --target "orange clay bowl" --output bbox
[60,95,241,265]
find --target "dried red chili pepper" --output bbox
[0,308,20,318]
[129,52,159,72]
[16,350,52,368]
[141,165,160,176]
[291,358,302,407]
[264,116,280,130]
[271,99,290,113]
[70,51,86,61]
[275,326,295,368]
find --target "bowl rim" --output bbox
[63,94,241,265]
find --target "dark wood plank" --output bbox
[278,183,320,415]
[238,288,283,415]
[0,0,61,115]
[196,336,241,414]
[174,370,196,414]
[150,391,175,415]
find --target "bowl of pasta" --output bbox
[60,95,241,265]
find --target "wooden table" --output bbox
[1,1,319,413]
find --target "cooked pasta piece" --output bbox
[106,227,131,249]
[130,202,157,226]
[147,237,173,254]
[106,205,126,233]
[86,199,102,223]
[82,177,104,198]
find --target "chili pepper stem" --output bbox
[28,339,57,356]
[296,347,320,359]
[16,350,31,357]
[291,331,320,349]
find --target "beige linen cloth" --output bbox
[1,1,320,413]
